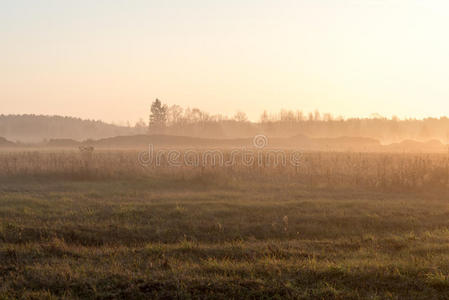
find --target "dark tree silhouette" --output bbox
[149,99,168,133]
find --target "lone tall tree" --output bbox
[149,99,168,133]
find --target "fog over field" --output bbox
[2,1,449,299]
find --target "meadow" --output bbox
[1,150,449,299]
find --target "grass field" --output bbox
[2,167,449,299]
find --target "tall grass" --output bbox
[2,149,449,298]
[1,149,449,191]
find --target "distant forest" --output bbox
[0,115,145,142]
[150,102,449,143]
[2,105,449,143]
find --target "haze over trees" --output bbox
[3,101,449,143]
[0,115,145,143]
[149,100,449,143]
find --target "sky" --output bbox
[1,0,449,124]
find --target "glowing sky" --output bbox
[1,0,449,123]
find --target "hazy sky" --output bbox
[1,0,449,124]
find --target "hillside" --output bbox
[37,134,448,153]
[0,137,15,147]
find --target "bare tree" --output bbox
[167,105,183,126]
[234,111,248,122]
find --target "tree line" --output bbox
[2,101,449,143]
[148,99,449,143]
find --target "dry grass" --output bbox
[1,149,449,191]
[1,150,449,298]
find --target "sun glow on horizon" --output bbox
[1,0,449,123]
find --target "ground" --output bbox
[1,175,449,299]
